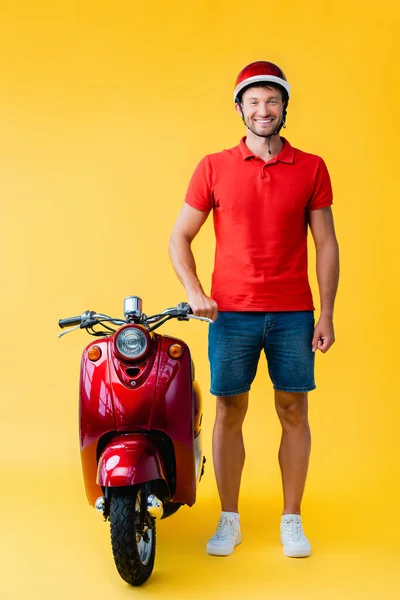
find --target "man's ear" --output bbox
[234,102,242,116]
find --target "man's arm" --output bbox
[308,206,340,353]
[169,203,218,321]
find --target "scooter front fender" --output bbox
[97,434,168,489]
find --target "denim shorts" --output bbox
[208,311,316,396]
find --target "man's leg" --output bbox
[275,390,312,557]
[212,392,249,513]
[207,311,263,555]
[274,390,310,515]
[264,311,315,556]
[206,392,248,556]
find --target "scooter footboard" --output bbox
[97,434,168,489]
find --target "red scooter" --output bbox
[58,296,210,586]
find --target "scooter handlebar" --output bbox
[177,302,192,315]
[58,303,210,337]
[58,316,82,328]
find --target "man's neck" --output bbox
[244,130,284,161]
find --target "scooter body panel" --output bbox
[79,339,116,504]
[109,333,161,431]
[79,330,200,508]
[152,335,196,506]
[80,339,116,449]
[97,434,167,488]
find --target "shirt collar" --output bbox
[238,136,294,164]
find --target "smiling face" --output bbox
[235,84,286,138]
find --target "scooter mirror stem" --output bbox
[124,296,143,322]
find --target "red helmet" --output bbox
[234,61,290,103]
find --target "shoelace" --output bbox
[282,518,307,542]
[213,516,239,541]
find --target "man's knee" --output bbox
[216,392,249,429]
[275,391,308,428]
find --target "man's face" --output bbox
[236,85,284,138]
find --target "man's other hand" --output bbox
[312,315,335,353]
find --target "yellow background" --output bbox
[1,1,399,598]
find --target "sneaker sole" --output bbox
[206,537,242,557]
[281,542,311,558]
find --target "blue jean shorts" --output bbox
[208,311,316,396]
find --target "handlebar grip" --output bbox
[58,316,82,329]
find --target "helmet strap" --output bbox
[238,101,246,126]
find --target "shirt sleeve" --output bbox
[307,157,333,210]
[184,155,213,212]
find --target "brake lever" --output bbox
[58,324,82,338]
[186,314,214,324]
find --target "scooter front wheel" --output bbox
[109,486,156,586]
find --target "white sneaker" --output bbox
[206,512,242,556]
[280,514,311,557]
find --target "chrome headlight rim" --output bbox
[114,325,150,361]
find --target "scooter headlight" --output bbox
[115,326,149,360]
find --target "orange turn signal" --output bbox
[168,344,183,359]
[88,345,102,361]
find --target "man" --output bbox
[169,61,339,558]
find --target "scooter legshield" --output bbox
[97,434,168,489]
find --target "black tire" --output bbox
[109,486,156,586]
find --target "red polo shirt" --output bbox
[184,137,333,311]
